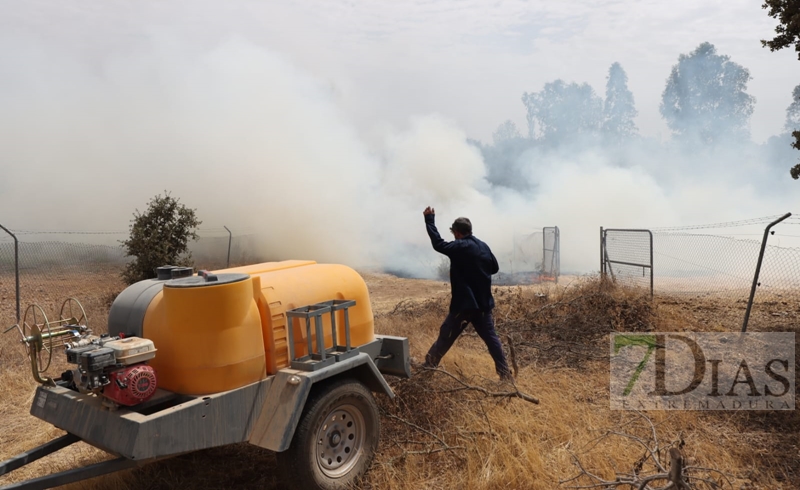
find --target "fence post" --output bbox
[542,227,546,277]
[0,224,19,322]
[648,230,653,299]
[600,227,604,277]
[223,226,232,268]
[555,226,560,284]
[741,212,792,333]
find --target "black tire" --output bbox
[277,378,380,490]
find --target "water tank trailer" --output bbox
[0,261,410,490]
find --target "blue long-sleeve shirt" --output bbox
[425,214,499,313]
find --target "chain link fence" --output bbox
[499,226,561,284]
[601,215,800,304]
[0,229,270,330]
[0,240,126,329]
[190,233,271,269]
[510,230,543,273]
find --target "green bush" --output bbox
[121,192,201,285]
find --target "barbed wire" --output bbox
[649,214,789,232]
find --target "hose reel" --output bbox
[4,298,91,385]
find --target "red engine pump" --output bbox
[103,364,157,406]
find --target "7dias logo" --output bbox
[610,332,795,411]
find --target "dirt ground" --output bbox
[0,268,798,489]
[360,272,451,313]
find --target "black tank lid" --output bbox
[170,267,194,279]
[155,265,177,280]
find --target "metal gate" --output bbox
[600,227,652,297]
[542,226,560,282]
[508,226,561,284]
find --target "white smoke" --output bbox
[0,30,797,278]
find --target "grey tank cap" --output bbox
[165,271,249,288]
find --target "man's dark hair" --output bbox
[450,217,472,236]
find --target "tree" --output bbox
[785,85,800,179]
[762,0,800,60]
[121,192,201,284]
[480,120,532,191]
[762,4,800,179]
[602,62,638,144]
[660,42,755,145]
[492,120,522,145]
[522,80,603,145]
[785,84,800,131]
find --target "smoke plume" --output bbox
[0,27,797,278]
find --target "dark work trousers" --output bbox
[425,310,511,378]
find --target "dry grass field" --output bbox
[1,269,798,489]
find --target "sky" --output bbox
[1,0,797,144]
[0,1,798,275]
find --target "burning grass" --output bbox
[0,273,797,489]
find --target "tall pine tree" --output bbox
[602,62,638,144]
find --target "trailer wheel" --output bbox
[278,378,380,490]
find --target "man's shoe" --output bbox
[410,357,436,370]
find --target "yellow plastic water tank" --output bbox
[143,272,266,395]
[139,261,374,393]
[249,263,374,374]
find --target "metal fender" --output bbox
[248,352,392,452]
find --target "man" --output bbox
[422,206,512,381]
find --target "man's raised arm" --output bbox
[423,206,462,256]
